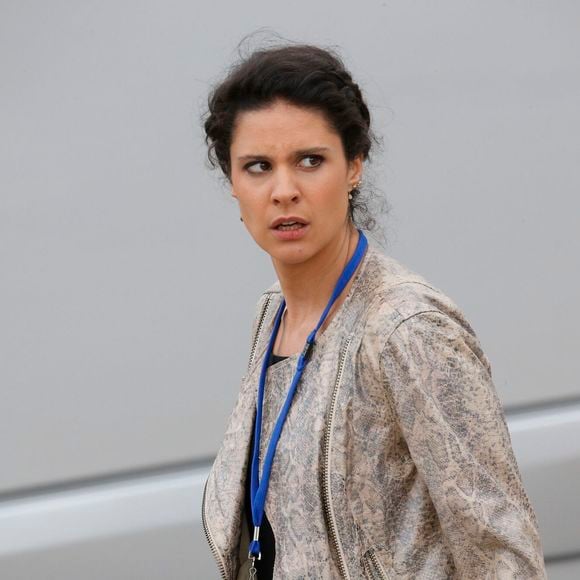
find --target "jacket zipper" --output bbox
[201,293,273,580]
[321,335,353,580]
[246,293,273,374]
[201,476,228,580]
[362,547,390,580]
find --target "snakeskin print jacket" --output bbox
[202,242,547,579]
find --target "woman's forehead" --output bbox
[231,101,339,151]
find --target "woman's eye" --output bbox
[300,155,323,168]
[245,161,270,174]
[243,155,322,174]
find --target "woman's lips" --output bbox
[270,223,309,241]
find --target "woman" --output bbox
[200,41,547,579]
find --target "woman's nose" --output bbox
[270,169,300,205]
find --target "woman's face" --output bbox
[229,98,362,266]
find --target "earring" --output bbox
[349,178,363,192]
[348,178,362,201]
[239,216,243,222]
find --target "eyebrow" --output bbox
[236,146,331,162]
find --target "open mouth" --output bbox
[275,222,306,231]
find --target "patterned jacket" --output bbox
[202,243,547,579]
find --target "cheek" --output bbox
[319,181,348,213]
[230,168,250,195]
[233,189,265,230]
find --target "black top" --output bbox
[244,351,288,578]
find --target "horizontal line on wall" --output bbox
[0,455,215,505]
[545,550,580,564]
[505,394,580,416]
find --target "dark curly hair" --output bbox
[201,35,387,234]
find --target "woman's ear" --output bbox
[347,154,363,185]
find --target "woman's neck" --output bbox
[271,223,360,333]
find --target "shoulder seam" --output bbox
[382,279,442,294]
[385,308,447,344]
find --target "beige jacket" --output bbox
[202,243,547,579]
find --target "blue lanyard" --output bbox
[248,229,368,562]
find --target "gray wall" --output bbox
[1,1,579,578]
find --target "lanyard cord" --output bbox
[248,229,368,561]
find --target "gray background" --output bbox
[1,1,578,578]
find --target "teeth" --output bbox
[277,222,304,230]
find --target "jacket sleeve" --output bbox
[379,309,547,579]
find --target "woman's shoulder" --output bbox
[362,245,486,359]
[364,244,466,317]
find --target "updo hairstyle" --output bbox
[202,39,384,233]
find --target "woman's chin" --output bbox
[269,244,315,266]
